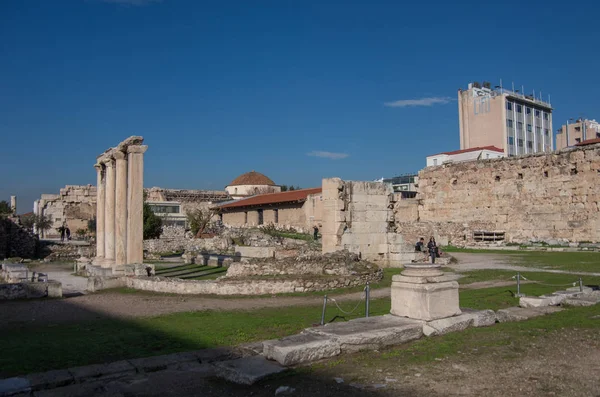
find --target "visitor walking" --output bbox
[59,225,66,242]
[65,227,71,241]
[313,225,319,240]
[427,236,437,264]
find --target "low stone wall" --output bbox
[0,281,62,300]
[123,272,379,295]
[143,236,228,255]
[233,246,275,259]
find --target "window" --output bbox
[575,126,581,132]
[517,104,522,113]
[535,110,540,117]
[536,126,541,134]
[517,121,523,130]
[273,209,279,223]
[526,107,531,114]
[506,119,513,128]
[544,113,549,120]
[433,158,438,166]
[527,124,532,132]
[506,102,513,111]
[486,153,490,159]
[244,211,248,224]
[508,136,514,145]
[544,128,549,137]
[575,138,581,143]
[234,187,238,194]
[518,139,524,147]
[527,141,533,149]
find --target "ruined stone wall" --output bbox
[38,185,96,238]
[321,178,416,266]
[221,202,318,232]
[416,145,600,244]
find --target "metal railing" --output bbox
[320,282,371,325]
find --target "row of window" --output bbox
[507,119,550,136]
[506,102,549,120]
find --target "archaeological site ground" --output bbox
[1,139,600,397]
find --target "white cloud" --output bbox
[98,0,161,5]
[384,96,453,108]
[307,151,349,160]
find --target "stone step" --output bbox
[213,356,286,385]
[496,306,563,322]
[307,315,423,353]
[263,332,341,366]
[423,309,496,337]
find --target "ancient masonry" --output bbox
[33,185,97,238]
[94,136,147,267]
[321,178,416,266]
[407,143,600,244]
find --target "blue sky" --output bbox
[1,0,599,212]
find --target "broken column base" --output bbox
[390,264,461,321]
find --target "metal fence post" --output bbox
[365,282,370,318]
[579,277,583,292]
[516,272,521,297]
[321,295,328,326]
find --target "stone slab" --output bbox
[390,279,461,321]
[68,360,136,382]
[25,370,74,391]
[0,377,30,396]
[423,309,497,337]
[213,356,286,385]
[520,295,566,308]
[263,332,341,366]
[496,306,563,323]
[128,352,198,373]
[308,315,423,353]
[189,347,237,363]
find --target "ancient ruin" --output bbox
[93,136,147,268]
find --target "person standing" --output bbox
[313,225,319,240]
[427,236,437,264]
[65,227,71,241]
[59,225,66,242]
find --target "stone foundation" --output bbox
[0,281,62,300]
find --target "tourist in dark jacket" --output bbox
[427,237,437,264]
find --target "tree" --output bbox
[186,207,221,237]
[34,214,52,238]
[87,217,96,235]
[20,213,36,232]
[143,202,163,240]
[0,200,11,215]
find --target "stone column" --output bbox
[104,158,116,264]
[10,196,16,216]
[114,151,128,265]
[94,163,106,260]
[126,145,147,264]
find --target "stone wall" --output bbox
[416,144,600,244]
[321,178,417,266]
[35,185,96,238]
[0,281,62,300]
[0,217,39,259]
[122,273,377,295]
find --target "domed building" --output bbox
[225,171,281,199]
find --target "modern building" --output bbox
[225,171,281,200]
[458,81,553,156]
[216,188,322,232]
[426,146,505,167]
[555,118,600,150]
[375,174,419,198]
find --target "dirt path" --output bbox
[449,252,600,276]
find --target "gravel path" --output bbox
[449,252,600,276]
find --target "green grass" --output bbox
[323,304,600,370]
[2,279,598,377]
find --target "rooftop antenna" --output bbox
[548,94,551,106]
[533,88,535,99]
[512,82,515,92]
[539,90,542,101]
[500,78,503,91]
[522,85,524,96]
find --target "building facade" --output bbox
[426,146,504,167]
[225,171,281,199]
[458,82,553,156]
[556,118,600,150]
[217,188,323,232]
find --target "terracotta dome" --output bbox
[228,171,276,187]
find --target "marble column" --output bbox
[94,163,106,260]
[126,145,147,264]
[114,151,128,265]
[104,158,116,264]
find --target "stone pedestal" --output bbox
[390,263,461,321]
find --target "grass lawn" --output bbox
[2,279,595,377]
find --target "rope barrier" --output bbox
[328,293,365,315]
[512,272,583,296]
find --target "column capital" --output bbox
[113,150,127,160]
[127,145,148,154]
[103,157,115,167]
[94,163,103,170]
